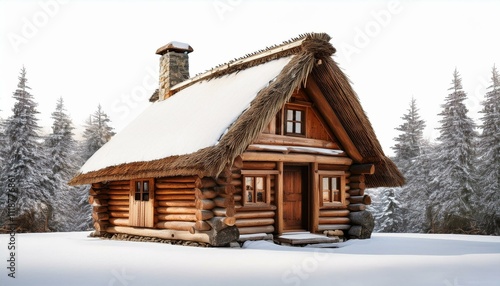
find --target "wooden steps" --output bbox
[277,232,339,245]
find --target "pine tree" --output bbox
[476,65,500,234]
[44,97,84,231]
[400,141,436,232]
[0,67,52,232]
[0,116,5,172]
[374,98,429,233]
[429,69,478,233]
[391,97,426,172]
[75,104,115,231]
[80,104,115,160]
[376,188,403,232]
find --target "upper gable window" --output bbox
[285,107,306,136]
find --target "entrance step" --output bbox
[277,232,339,245]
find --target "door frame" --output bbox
[129,178,155,228]
[278,163,311,233]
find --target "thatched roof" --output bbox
[70,33,404,187]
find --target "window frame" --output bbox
[318,171,346,207]
[132,178,154,202]
[284,106,306,136]
[241,170,278,206]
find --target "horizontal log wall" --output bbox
[234,161,277,235]
[90,180,132,233]
[89,182,112,235]
[107,180,130,227]
[347,167,372,213]
[155,176,198,232]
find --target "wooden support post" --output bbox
[277,161,284,235]
[311,162,319,233]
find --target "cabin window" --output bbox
[243,174,273,205]
[319,174,346,207]
[285,107,306,136]
[134,179,152,201]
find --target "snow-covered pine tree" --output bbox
[74,104,115,231]
[400,141,437,232]
[44,97,85,231]
[389,98,432,232]
[80,104,115,161]
[0,115,5,172]
[476,65,500,234]
[0,67,52,232]
[375,188,403,232]
[391,97,426,172]
[429,69,478,233]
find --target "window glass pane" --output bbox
[286,122,293,133]
[256,177,264,190]
[256,177,265,203]
[143,181,149,192]
[295,110,302,121]
[135,181,141,200]
[331,178,338,190]
[295,122,301,134]
[257,190,264,202]
[287,109,294,120]
[323,190,330,202]
[333,189,339,202]
[322,178,329,191]
[245,177,254,203]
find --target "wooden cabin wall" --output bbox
[346,164,373,238]
[89,182,110,235]
[233,160,277,235]
[107,180,130,227]
[155,176,198,232]
[316,164,351,232]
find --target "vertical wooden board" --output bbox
[266,175,272,206]
[276,162,284,234]
[306,106,336,142]
[128,180,136,227]
[145,178,155,227]
[340,176,347,206]
[311,162,319,233]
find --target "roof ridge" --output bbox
[169,33,332,95]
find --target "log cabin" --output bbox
[69,33,404,246]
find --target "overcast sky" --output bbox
[1,0,499,156]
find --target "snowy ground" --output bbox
[1,232,499,286]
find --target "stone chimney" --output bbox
[155,41,193,100]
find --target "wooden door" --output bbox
[283,166,309,231]
[129,179,154,228]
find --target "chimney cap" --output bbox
[156,41,194,55]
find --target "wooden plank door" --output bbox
[129,179,154,228]
[283,166,309,231]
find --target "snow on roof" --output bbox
[80,57,292,174]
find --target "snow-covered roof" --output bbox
[80,57,292,174]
